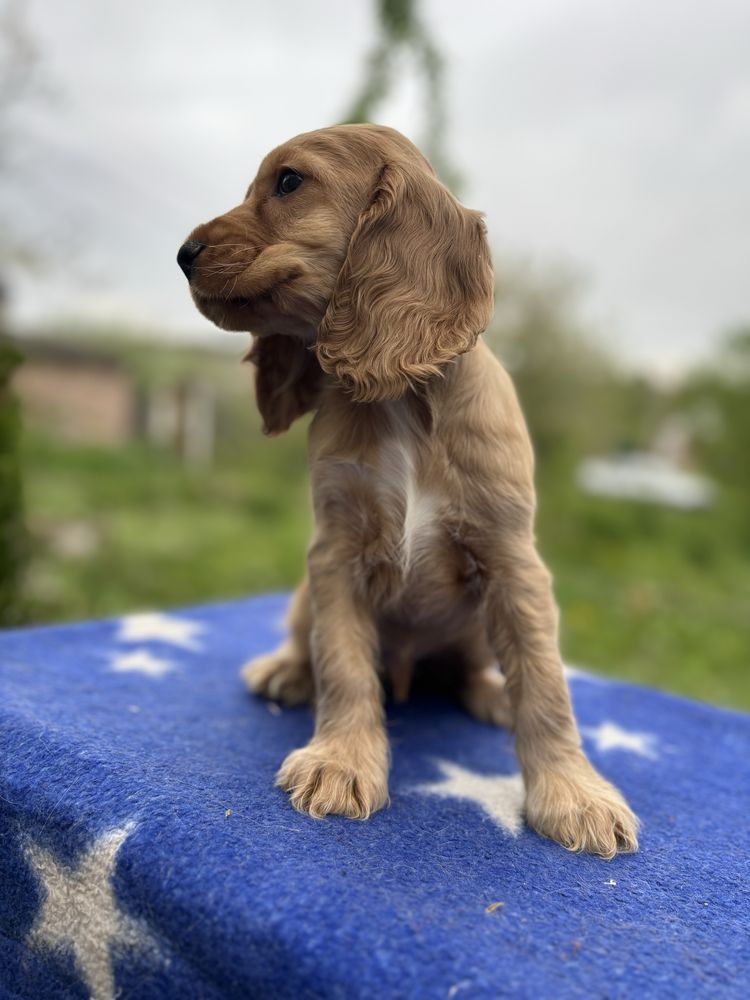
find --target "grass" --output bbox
[536,469,750,709]
[20,426,311,622]
[16,429,750,711]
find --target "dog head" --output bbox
[179,124,494,432]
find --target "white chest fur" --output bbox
[377,406,440,574]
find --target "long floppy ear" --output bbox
[244,335,323,435]
[316,160,494,402]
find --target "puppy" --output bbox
[178,124,638,857]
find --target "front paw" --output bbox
[241,646,314,706]
[461,668,513,728]
[276,737,389,820]
[525,756,639,859]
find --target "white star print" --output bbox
[109,649,175,678]
[582,721,658,758]
[416,760,526,836]
[564,664,605,684]
[117,612,205,650]
[273,613,289,635]
[25,823,159,1000]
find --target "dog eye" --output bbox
[276,170,303,197]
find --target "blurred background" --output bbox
[1,0,748,708]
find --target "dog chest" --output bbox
[375,427,441,574]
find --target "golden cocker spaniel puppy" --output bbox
[178,124,638,858]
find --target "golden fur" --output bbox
[182,124,638,858]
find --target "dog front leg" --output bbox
[276,544,389,819]
[241,577,314,705]
[486,533,639,858]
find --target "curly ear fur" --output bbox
[245,335,323,435]
[316,160,494,402]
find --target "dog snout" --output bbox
[177,240,206,280]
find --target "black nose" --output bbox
[177,240,205,280]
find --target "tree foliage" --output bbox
[0,0,34,622]
[342,0,459,189]
[0,329,24,623]
[486,262,660,465]
[679,326,750,492]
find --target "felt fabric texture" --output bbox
[1,593,748,999]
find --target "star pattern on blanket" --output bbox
[416,760,526,835]
[582,721,658,758]
[117,612,205,650]
[564,664,604,683]
[109,649,175,678]
[25,822,159,1000]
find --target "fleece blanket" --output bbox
[1,593,748,999]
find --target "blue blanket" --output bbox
[1,594,748,999]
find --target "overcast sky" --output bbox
[3,0,750,374]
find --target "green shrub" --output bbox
[0,335,25,624]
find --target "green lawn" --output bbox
[20,428,311,622]
[536,472,750,709]
[17,430,750,711]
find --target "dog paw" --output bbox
[525,756,639,859]
[461,668,513,728]
[276,738,389,819]
[241,647,314,706]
